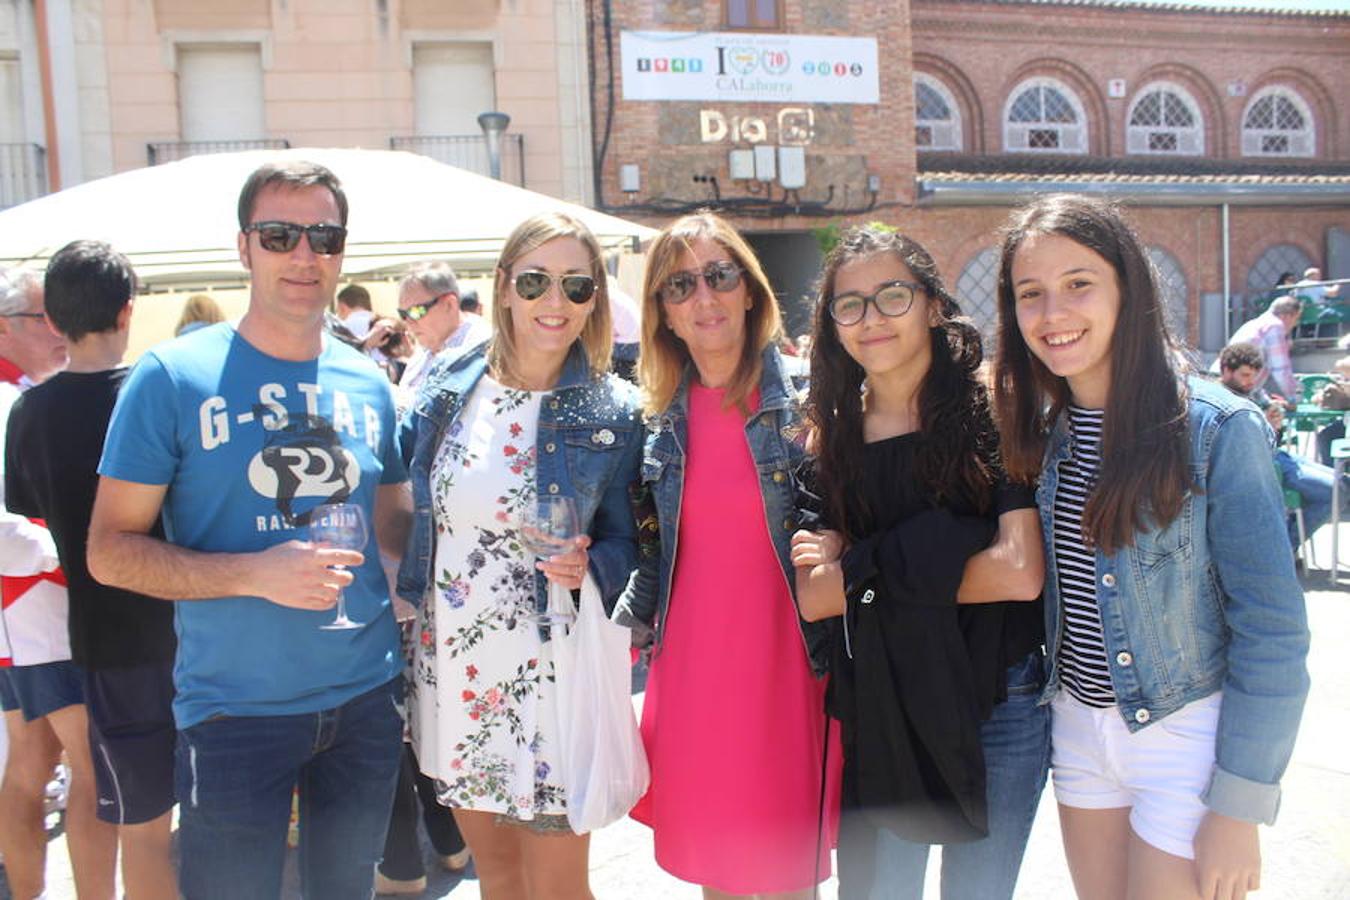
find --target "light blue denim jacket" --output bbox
[611,345,829,675]
[1037,376,1310,825]
[396,342,643,619]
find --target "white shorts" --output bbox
[1051,690,1221,860]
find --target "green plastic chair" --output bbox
[1277,460,1310,567]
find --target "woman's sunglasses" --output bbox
[658,260,743,304]
[244,221,348,255]
[828,280,921,326]
[513,270,597,304]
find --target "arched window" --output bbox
[1004,77,1087,154]
[1242,87,1314,157]
[1147,246,1190,340]
[914,74,962,152]
[955,248,999,340]
[1246,244,1313,296]
[1127,83,1203,155]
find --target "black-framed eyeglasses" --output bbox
[658,260,743,305]
[513,271,597,305]
[828,280,922,326]
[243,221,348,255]
[0,313,44,320]
[397,294,445,322]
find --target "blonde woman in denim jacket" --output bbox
[993,194,1310,900]
[397,212,642,899]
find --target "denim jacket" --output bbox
[396,342,643,621]
[1037,376,1309,825]
[611,345,830,676]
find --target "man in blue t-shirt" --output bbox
[89,161,411,900]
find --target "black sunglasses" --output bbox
[244,220,347,255]
[658,260,743,304]
[513,271,597,304]
[828,280,922,326]
[398,294,445,322]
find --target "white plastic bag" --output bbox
[552,577,650,834]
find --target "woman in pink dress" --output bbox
[612,212,839,898]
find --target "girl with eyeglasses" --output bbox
[792,226,1049,899]
[397,212,642,898]
[612,211,839,899]
[994,194,1308,900]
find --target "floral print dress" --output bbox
[410,375,567,822]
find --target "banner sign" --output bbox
[619,31,880,105]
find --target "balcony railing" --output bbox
[389,134,525,186]
[147,138,291,166]
[0,143,48,209]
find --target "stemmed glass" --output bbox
[309,502,369,631]
[516,495,581,627]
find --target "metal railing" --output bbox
[389,133,525,186]
[0,143,48,208]
[147,138,291,166]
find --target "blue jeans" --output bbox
[175,678,404,900]
[1276,449,1347,546]
[868,652,1050,900]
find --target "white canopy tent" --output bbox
[0,147,656,288]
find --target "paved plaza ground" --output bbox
[11,530,1350,900]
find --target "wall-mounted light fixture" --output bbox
[477,111,511,181]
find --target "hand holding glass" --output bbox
[309,502,368,630]
[517,495,581,626]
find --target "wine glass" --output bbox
[309,502,369,631]
[516,495,581,627]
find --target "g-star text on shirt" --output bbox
[198,382,382,452]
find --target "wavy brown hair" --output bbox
[992,193,1190,553]
[638,211,781,417]
[805,227,998,540]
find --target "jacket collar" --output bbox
[671,343,792,420]
[417,341,593,421]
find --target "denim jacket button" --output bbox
[1134,707,1150,724]
[782,517,793,531]
[549,400,559,410]
[1101,573,1117,588]
[772,470,786,483]
[1116,650,1133,667]
[548,483,560,494]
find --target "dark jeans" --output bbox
[174,678,404,900]
[847,652,1051,900]
[379,743,467,880]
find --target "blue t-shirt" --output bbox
[99,323,407,728]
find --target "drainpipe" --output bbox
[33,0,60,191]
[1221,203,1231,338]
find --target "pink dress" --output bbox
[632,382,841,894]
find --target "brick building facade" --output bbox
[587,0,1350,346]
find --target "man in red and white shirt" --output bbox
[0,265,114,900]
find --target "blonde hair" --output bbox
[175,293,225,335]
[638,211,782,417]
[488,212,612,384]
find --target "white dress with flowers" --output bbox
[410,375,567,821]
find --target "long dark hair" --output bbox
[805,227,998,540]
[992,194,1190,553]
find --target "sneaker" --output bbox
[373,869,427,895]
[440,847,472,873]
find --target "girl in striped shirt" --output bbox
[993,194,1309,900]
